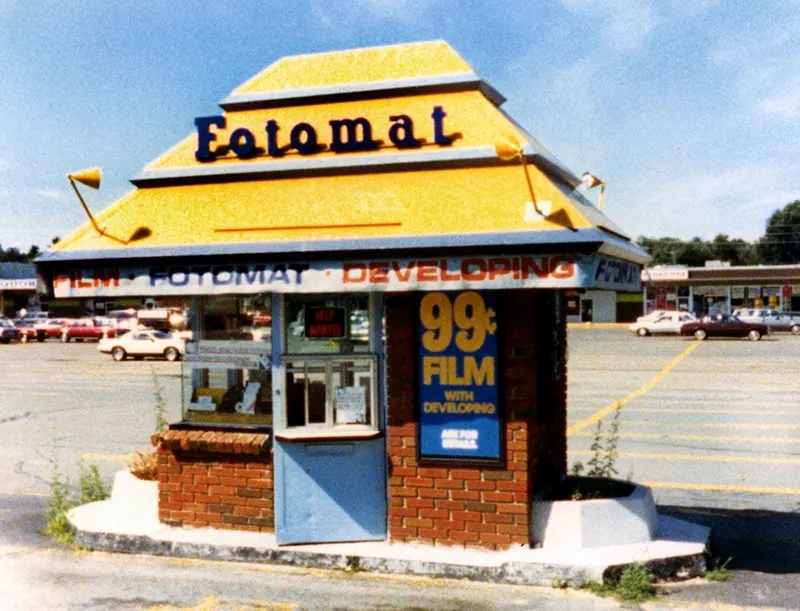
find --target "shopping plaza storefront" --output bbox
[641,264,800,315]
[38,42,647,549]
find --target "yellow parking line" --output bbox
[569,450,800,465]
[569,420,800,430]
[644,481,800,495]
[80,453,130,462]
[570,407,800,416]
[571,431,800,444]
[566,342,701,435]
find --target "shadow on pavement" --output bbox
[660,505,800,573]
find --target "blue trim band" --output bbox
[219,72,506,111]
[37,228,649,265]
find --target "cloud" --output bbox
[560,0,655,51]
[342,0,432,23]
[756,80,800,119]
[32,189,67,200]
[625,163,799,240]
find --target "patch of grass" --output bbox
[585,562,655,603]
[704,557,733,582]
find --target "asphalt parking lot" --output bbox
[568,327,800,573]
[1,329,799,578]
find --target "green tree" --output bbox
[758,200,800,264]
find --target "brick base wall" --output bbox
[155,430,274,533]
[386,290,567,550]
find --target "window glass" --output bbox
[285,295,369,355]
[180,293,273,427]
[284,356,376,429]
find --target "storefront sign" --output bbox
[418,291,500,462]
[640,267,689,282]
[52,253,640,298]
[195,106,454,162]
[0,278,36,290]
[184,340,271,371]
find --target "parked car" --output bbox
[60,318,117,342]
[629,311,696,336]
[33,318,73,341]
[680,313,769,341]
[733,309,800,334]
[98,329,183,361]
[0,319,21,344]
[11,319,37,343]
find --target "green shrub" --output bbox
[585,562,655,602]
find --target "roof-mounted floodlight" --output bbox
[581,171,606,211]
[67,167,151,244]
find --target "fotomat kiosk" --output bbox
[38,41,646,549]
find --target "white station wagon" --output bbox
[629,311,697,336]
[98,329,184,361]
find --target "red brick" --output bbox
[418,468,448,478]
[496,503,527,514]
[404,477,433,488]
[391,466,417,477]
[389,487,418,498]
[208,485,236,496]
[418,508,449,520]
[405,517,434,529]
[233,505,263,518]
[433,519,464,531]
[450,490,480,501]
[184,484,209,494]
[390,527,418,538]
[498,524,529,536]
[248,479,273,489]
[389,506,418,518]
[435,500,464,511]
[484,513,514,524]
[466,521,496,534]
[433,478,464,490]
[482,491,514,503]
[419,528,450,540]
[407,498,434,509]
[452,510,482,523]
[449,530,479,543]
[497,481,528,492]
[194,494,221,504]
[466,480,495,491]
[482,471,514,481]
[418,488,448,499]
[195,475,221,485]
[450,469,480,481]
[480,533,512,545]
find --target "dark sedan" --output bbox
[680,313,769,341]
[0,319,21,344]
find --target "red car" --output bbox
[60,318,117,342]
[680,313,769,341]
[11,319,37,343]
[33,318,73,341]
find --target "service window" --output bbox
[181,294,273,427]
[280,295,378,436]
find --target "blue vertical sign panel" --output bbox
[418,290,501,461]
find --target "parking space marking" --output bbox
[570,407,800,416]
[80,453,129,462]
[569,450,800,465]
[566,341,701,435]
[571,431,800,444]
[570,420,800,430]
[643,481,800,495]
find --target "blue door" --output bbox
[275,437,387,544]
[272,294,388,545]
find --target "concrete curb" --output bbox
[73,526,707,587]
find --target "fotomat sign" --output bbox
[51,254,639,298]
[195,106,454,162]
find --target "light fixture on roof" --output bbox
[581,171,606,211]
[67,167,151,244]
[494,135,542,217]
[494,136,576,231]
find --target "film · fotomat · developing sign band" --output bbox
[51,254,640,297]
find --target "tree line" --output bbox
[639,200,799,267]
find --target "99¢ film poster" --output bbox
[418,290,501,461]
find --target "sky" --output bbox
[1,0,798,252]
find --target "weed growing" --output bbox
[43,455,110,546]
[704,557,733,582]
[585,562,655,602]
